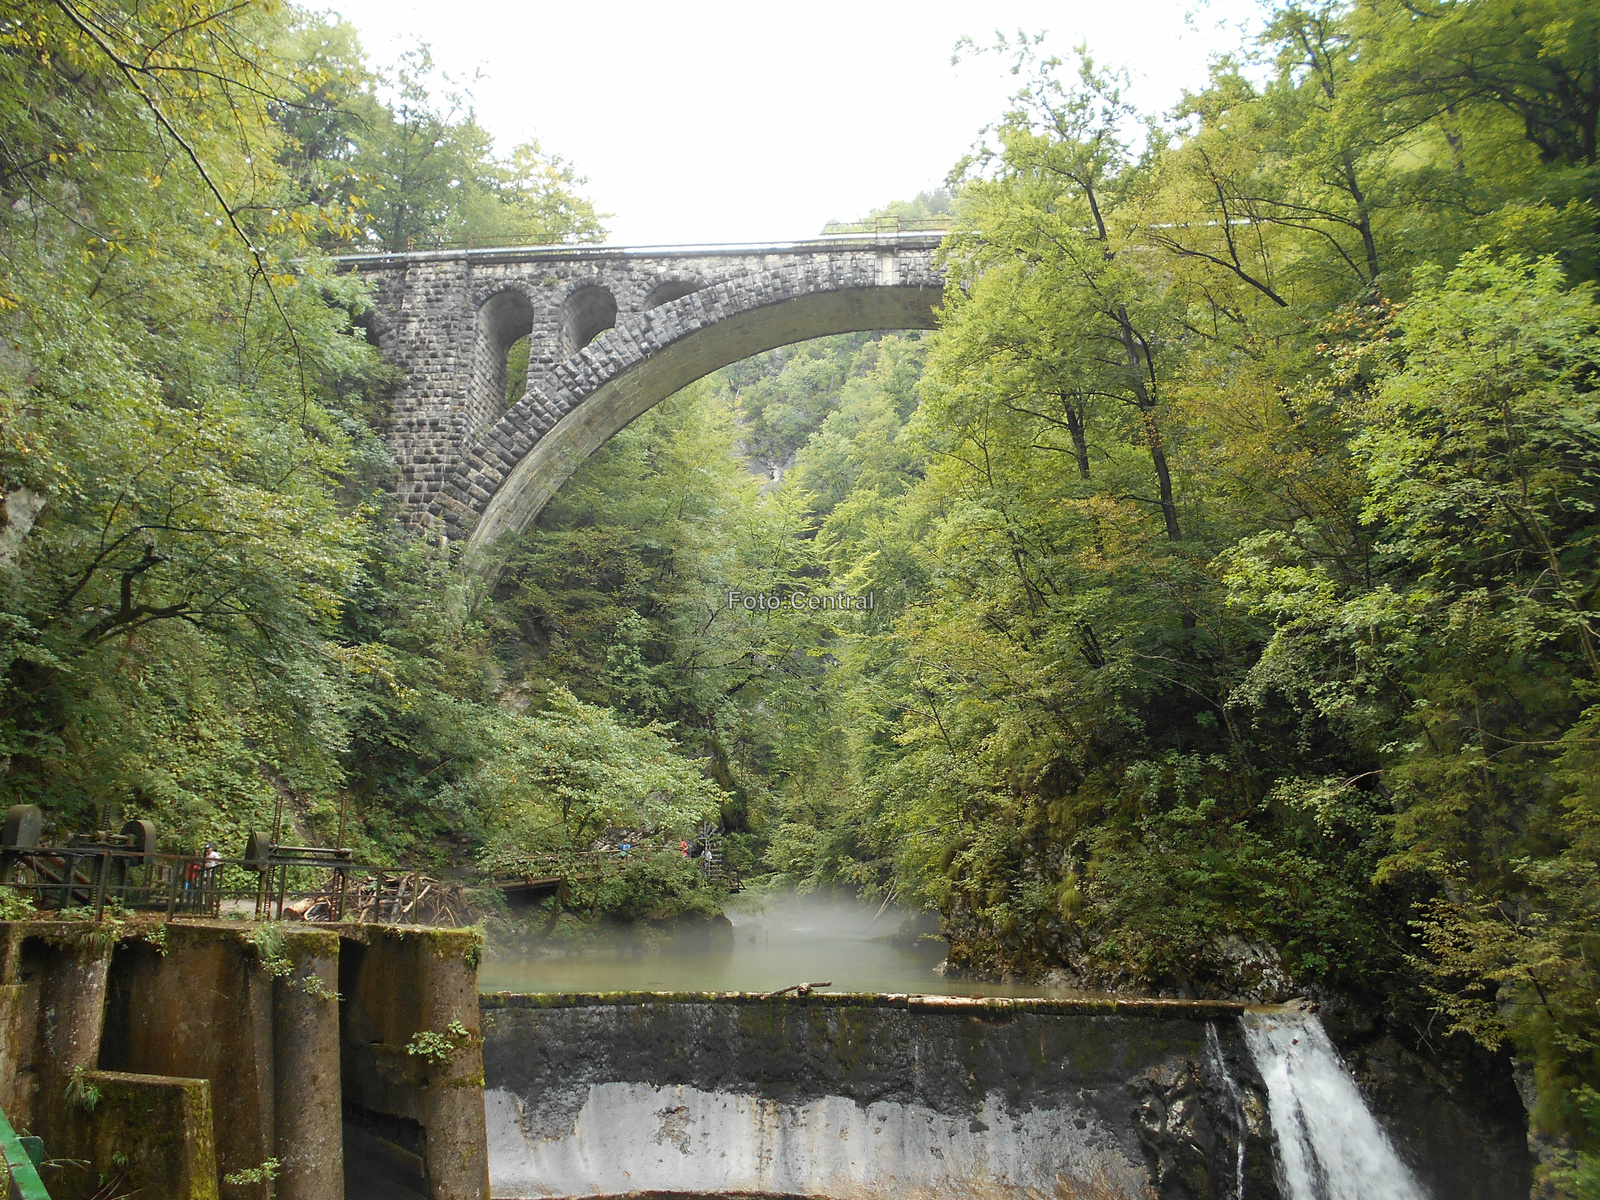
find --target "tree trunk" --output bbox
[1062,395,1090,480]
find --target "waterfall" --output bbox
[1205,1022,1248,1199]
[1241,1008,1429,1200]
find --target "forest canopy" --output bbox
[2,0,1598,1192]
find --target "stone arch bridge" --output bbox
[335,233,944,550]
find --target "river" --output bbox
[478,888,1097,997]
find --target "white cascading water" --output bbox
[1205,1021,1248,1199]
[1241,1008,1429,1200]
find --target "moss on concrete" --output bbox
[50,1071,217,1200]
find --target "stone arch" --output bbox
[470,288,536,427]
[451,274,941,554]
[559,284,618,358]
[643,279,701,311]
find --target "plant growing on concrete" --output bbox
[300,972,341,1003]
[405,1021,473,1065]
[247,924,295,979]
[222,1158,279,1187]
[247,924,342,999]
[65,1067,100,1113]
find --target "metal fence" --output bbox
[0,843,466,925]
[347,216,954,254]
[1,805,735,925]
[818,216,951,235]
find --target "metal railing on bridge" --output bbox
[818,216,951,235]
[0,806,467,926]
[337,215,953,255]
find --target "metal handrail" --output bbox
[0,846,458,925]
[820,216,952,234]
[0,1099,50,1200]
[329,228,950,266]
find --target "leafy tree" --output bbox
[463,689,726,860]
[351,46,603,251]
[0,0,385,847]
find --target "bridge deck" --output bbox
[331,230,948,270]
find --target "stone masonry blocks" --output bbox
[333,236,946,542]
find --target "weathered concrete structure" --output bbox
[480,991,1282,1200]
[1,923,1533,1200]
[334,235,944,547]
[478,990,1532,1200]
[0,920,485,1200]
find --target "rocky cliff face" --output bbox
[1318,991,1533,1200]
[1132,1055,1281,1200]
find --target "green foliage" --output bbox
[463,689,727,858]
[7,0,1600,1191]
[65,1067,100,1114]
[557,848,725,924]
[742,19,1600,1190]
[248,923,295,978]
[139,923,168,956]
[222,1159,280,1188]
[348,46,605,251]
[0,0,613,870]
[1224,253,1600,1184]
[0,0,391,850]
[405,1020,472,1064]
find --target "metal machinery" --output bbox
[0,805,463,924]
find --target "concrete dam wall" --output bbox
[3,917,1532,1200]
[481,992,1281,1200]
[480,991,1532,1200]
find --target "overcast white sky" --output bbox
[322,0,1266,246]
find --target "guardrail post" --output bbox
[165,861,178,921]
[0,1099,51,1200]
[93,850,108,919]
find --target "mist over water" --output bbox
[479,889,1098,997]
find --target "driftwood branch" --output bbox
[758,981,832,999]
